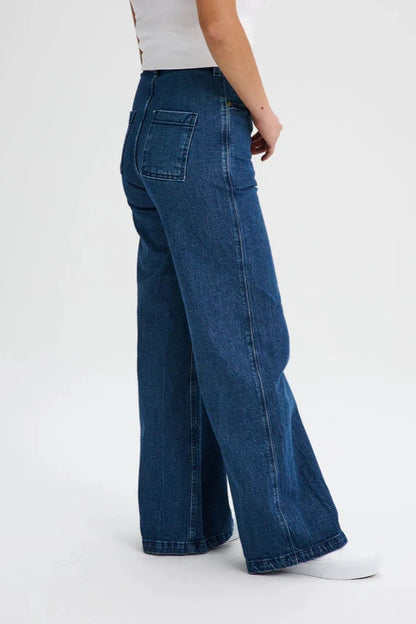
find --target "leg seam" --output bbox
[188,345,198,541]
[133,72,156,177]
[221,76,298,562]
[156,342,167,540]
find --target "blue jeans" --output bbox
[119,66,348,574]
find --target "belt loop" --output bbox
[212,66,221,76]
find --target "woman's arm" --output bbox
[129,2,143,64]
[129,1,136,25]
[196,0,282,161]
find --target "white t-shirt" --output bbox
[129,0,266,70]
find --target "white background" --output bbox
[1,0,415,621]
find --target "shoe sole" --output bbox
[280,554,381,580]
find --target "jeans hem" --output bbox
[246,530,348,574]
[142,526,234,555]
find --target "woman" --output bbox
[120,0,380,578]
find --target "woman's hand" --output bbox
[250,109,283,161]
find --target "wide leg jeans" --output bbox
[119,66,348,574]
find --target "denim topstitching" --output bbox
[132,73,157,179]
[220,74,299,563]
[189,345,198,544]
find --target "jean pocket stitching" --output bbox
[139,109,198,181]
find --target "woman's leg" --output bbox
[121,66,348,574]
[120,80,234,554]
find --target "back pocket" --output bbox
[139,109,198,181]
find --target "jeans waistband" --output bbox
[149,66,222,77]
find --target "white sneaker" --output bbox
[229,520,239,542]
[278,542,381,579]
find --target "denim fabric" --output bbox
[119,66,348,574]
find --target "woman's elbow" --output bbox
[199,20,229,44]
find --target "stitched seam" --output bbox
[133,73,157,177]
[188,346,198,541]
[221,77,298,563]
[142,526,233,549]
[181,117,198,181]
[247,531,346,564]
[156,339,167,540]
[246,531,348,572]
[120,110,137,174]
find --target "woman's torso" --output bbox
[130,0,266,71]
